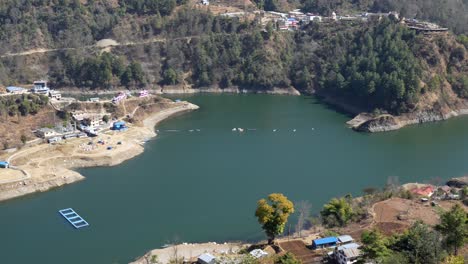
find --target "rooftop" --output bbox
[337,235,354,243]
[198,253,215,263]
[337,243,360,251]
[313,236,338,245]
[341,247,361,258]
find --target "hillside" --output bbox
[0,1,467,131]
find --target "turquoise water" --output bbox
[1,94,468,264]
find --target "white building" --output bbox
[36,128,57,138]
[49,90,62,100]
[250,249,268,259]
[198,253,216,264]
[33,80,50,94]
[334,243,361,264]
[337,235,354,245]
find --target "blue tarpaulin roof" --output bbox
[113,121,126,126]
[0,161,9,166]
[313,237,338,245]
[6,86,25,92]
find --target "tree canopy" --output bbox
[255,193,294,244]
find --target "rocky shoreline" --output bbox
[0,101,199,202]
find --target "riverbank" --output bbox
[57,86,301,96]
[0,100,199,202]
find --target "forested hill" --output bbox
[0,0,467,117]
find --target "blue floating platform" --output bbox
[59,208,89,229]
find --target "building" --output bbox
[197,253,216,264]
[337,235,354,245]
[0,161,9,168]
[334,243,361,264]
[6,86,27,94]
[112,121,128,131]
[48,136,63,144]
[36,128,57,138]
[250,249,268,259]
[312,237,338,249]
[33,80,50,94]
[201,0,209,5]
[411,185,435,197]
[49,90,62,100]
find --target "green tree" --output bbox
[255,193,295,244]
[436,204,468,255]
[102,115,110,123]
[162,67,178,85]
[320,197,354,227]
[275,252,301,264]
[360,229,392,262]
[393,221,444,264]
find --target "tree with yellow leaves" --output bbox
[255,193,294,244]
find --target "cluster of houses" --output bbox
[36,124,87,144]
[4,80,62,100]
[411,184,463,201]
[258,10,404,31]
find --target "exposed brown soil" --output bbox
[278,240,324,264]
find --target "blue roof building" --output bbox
[6,86,26,94]
[112,121,127,131]
[0,161,10,168]
[312,236,338,249]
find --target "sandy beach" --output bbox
[130,242,246,264]
[0,100,199,202]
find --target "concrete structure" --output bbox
[312,237,338,249]
[33,80,50,94]
[36,128,57,138]
[49,90,61,100]
[337,235,354,245]
[48,136,63,144]
[6,86,27,94]
[334,243,361,264]
[198,253,216,264]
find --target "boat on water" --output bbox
[232,128,237,131]
[238,128,244,132]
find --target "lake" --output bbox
[1,94,468,264]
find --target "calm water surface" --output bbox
[1,94,468,264]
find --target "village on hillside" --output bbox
[132,178,467,264]
[195,0,448,33]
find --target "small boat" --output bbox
[238,128,244,132]
[232,128,237,131]
[189,129,194,132]
[293,129,297,132]
[196,129,201,132]
[273,129,277,132]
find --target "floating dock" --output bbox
[59,208,89,229]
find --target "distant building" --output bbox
[49,90,61,100]
[36,128,57,138]
[201,0,209,5]
[0,161,9,168]
[198,253,216,264]
[337,235,354,245]
[112,121,128,131]
[48,136,63,144]
[33,80,50,94]
[312,237,338,249]
[334,243,361,264]
[411,185,435,197]
[250,249,268,259]
[6,86,27,94]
